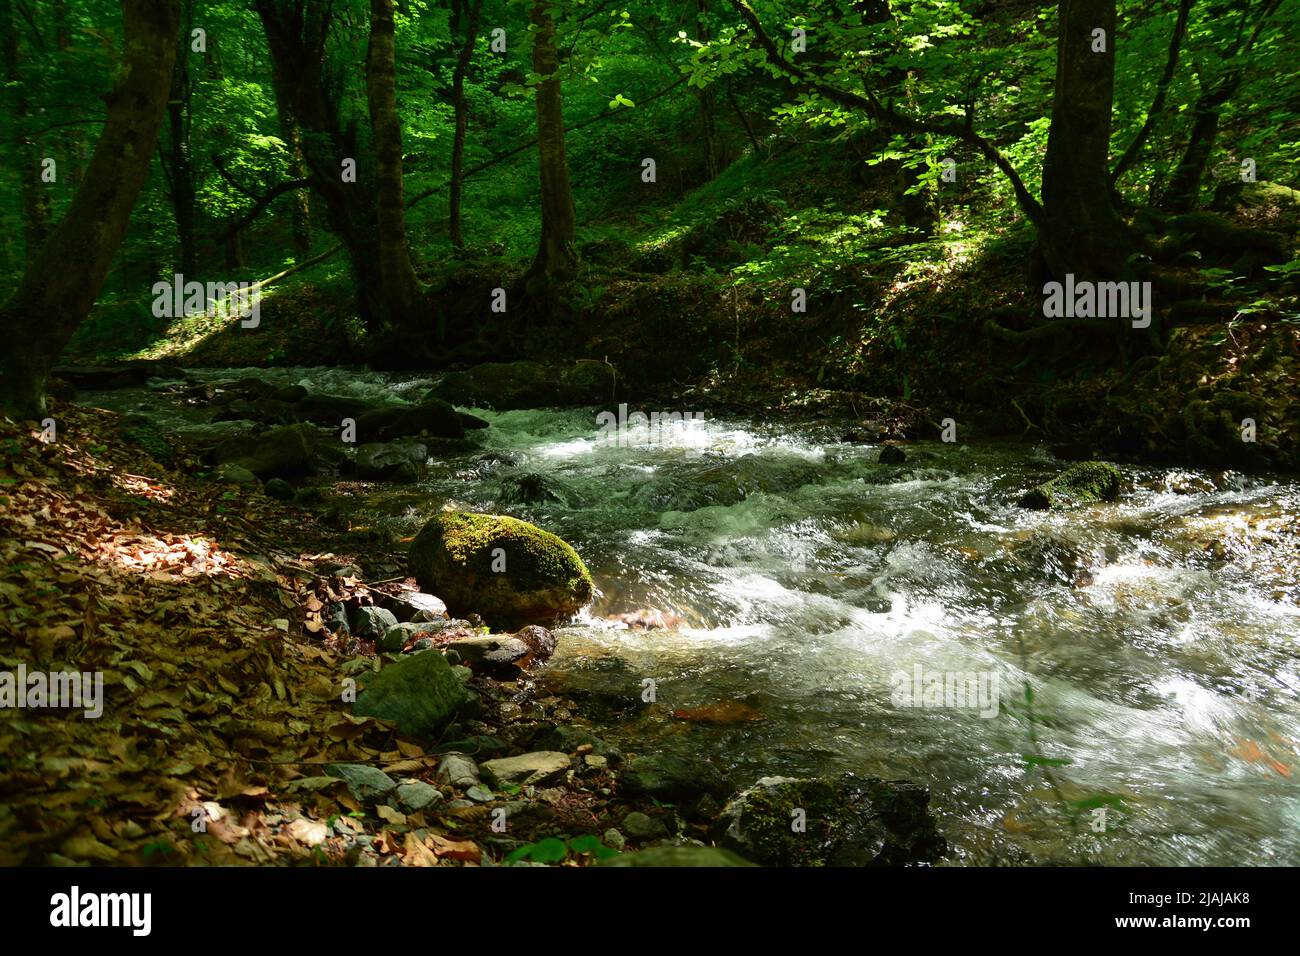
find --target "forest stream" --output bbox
[82,367,1300,867]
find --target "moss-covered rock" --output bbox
[498,471,573,506]
[355,398,474,441]
[428,361,554,410]
[1017,460,1121,509]
[598,845,756,867]
[713,774,946,867]
[353,441,428,481]
[409,512,594,628]
[292,392,391,425]
[558,361,617,404]
[1180,387,1274,470]
[619,753,727,801]
[213,422,319,478]
[352,650,473,738]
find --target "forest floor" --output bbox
[0,404,661,866]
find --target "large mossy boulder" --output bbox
[352,650,473,738]
[355,398,479,441]
[409,512,594,628]
[559,361,617,404]
[1017,460,1121,509]
[713,774,946,867]
[1180,387,1275,470]
[212,422,319,478]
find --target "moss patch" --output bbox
[409,512,595,628]
[1018,461,1122,510]
[353,650,473,738]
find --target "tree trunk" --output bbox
[1157,0,1280,213]
[0,0,181,419]
[695,0,718,179]
[365,0,423,327]
[251,21,311,257]
[1039,0,1132,280]
[1159,85,1231,213]
[257,0,387,330]
[525,0,578,286]
[163,0,198,278]
[1108,0,1192,192]
[449,0,483,251]
[285,120,312,255]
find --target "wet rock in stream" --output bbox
[1018,460,1122,509]
[713,774,946,867]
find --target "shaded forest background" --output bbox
[1,0,1297,467]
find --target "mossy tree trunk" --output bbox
[161,0,198,279]
[449,0,483,252]
[0,0,181,420]
[525,0,578,288]
[366,0,424,326]
[1039,0,1133,281]
[256,0,388,331]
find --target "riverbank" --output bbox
[0,401,949,866]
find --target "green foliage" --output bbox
[504,834,619,864]
[0,0,1295,372]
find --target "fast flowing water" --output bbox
[101,368,1300,865]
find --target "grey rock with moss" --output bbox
[395,780,443,811]
[383,591,448,622]
[355,398,477,442]
[264,477,294,500]
[379,621,442,653]
[620,753,726,801]
[354,441,428,481]
[351,606,399,642]
[1017,460,1121,509]
[436,754,481,788]
[621,811,669,842]
[217,463,258,485]
[713,773,946,867]
[352,650,473,738]
[325,764,397,802]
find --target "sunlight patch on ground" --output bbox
[98,532,243,580]
[108,471,175,503]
